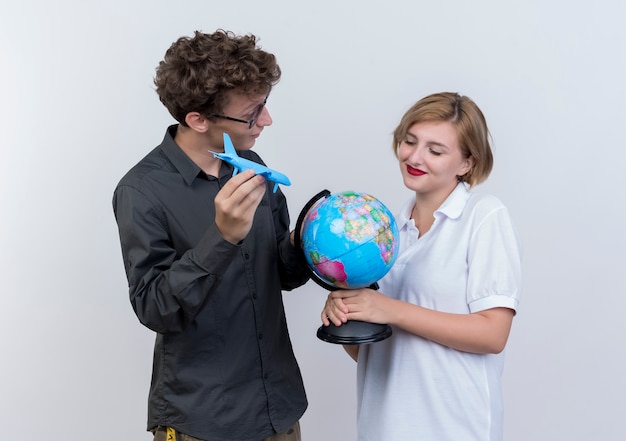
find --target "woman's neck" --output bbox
[411,184,457,236]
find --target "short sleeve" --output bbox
[466,198,522,314]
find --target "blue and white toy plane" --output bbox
[208,133,291,193]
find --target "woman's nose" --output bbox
[408,145,424,163]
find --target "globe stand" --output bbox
[316,318,392,345]
[294,189,393,345]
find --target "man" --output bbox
[113,30,309,441]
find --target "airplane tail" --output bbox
[222,133,240,176]
[223,133,237,155]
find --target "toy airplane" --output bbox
[208,133,291,193]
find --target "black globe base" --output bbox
[317,320,392,345]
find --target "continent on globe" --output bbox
[300,191,399,289]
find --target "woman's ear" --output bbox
[461,155,475,175]
[458,155,475,182]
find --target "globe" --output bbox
[300,191,399,289]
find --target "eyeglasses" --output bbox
[212,96,268,129]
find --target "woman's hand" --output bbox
[321,288,390,327]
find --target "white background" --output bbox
[1,1,625,439]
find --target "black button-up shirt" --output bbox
[113,126,309,441]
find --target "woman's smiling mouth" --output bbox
[407,165,426,176]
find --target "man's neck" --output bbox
[174,125,222,177]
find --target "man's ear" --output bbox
[185,112,209,133]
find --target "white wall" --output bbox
[1,0,625,439]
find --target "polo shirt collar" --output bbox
[396,182,471,230]
[436,182,471,220]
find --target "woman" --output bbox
[322,92,522,441]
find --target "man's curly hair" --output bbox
[154,29,281,126]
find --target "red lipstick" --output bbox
[407,165,426,176]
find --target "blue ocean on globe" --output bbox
[301,191,399,289]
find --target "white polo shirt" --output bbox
[356,183,522,441]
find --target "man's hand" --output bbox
[214,169,267,244]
